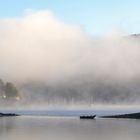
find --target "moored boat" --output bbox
[80,115,96,119]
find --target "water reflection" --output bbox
[0,117,17,135]
[0,117,140,140]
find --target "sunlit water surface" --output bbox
[0,115,140,140]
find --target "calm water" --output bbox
[0,116,140,140]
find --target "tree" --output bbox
[4,82,19,98]
[0,79,5,98]
[0,79,4,89]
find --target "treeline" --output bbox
[0,79,20,100]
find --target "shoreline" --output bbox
[101,112,140,119]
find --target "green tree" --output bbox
[0,79,5,98]
[0,79,4,89]
[4,82,19,98]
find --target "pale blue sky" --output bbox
[0,0,140,35]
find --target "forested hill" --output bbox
[0,79,20,100]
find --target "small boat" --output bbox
[80,115,96,119]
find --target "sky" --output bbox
[0,0,140,36]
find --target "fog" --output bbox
[0,10,140,107]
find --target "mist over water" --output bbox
[0,9,140,108]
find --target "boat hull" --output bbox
[80,115,96,119]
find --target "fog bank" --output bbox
[0,10,140,106]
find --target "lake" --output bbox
[0,115,140,140]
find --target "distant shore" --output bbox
[101,112,140,119]
[0,112,19,117]
[1,110,140,119]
